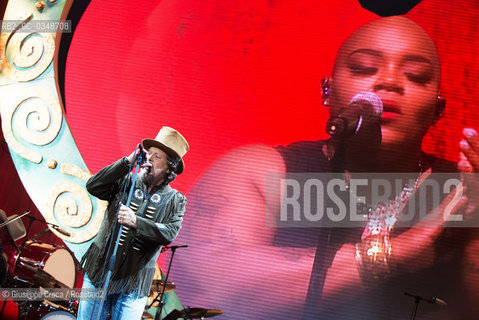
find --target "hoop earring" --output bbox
[321,77,331,106]
[433,93,446,125]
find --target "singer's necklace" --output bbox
[342,159,424,220]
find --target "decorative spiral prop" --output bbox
[0,15,55,82]
[0,0,184,312]
[45,181,106,243]
[1,86,63,163]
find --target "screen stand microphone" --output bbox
[325,92,383,161]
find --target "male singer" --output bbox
[78,127,189,320]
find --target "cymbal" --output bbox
[150,279,176,293]
[148,279,177,308]
[180,308,224,319]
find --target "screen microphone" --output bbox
[326,91,383,136]
[430,297,447,307]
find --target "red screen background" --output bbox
[1,0,479,318]
[65,0,479,194]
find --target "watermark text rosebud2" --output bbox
[265,173,470,228]
[0,288,105,301]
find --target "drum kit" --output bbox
[142,248,224,320]
[142,307,224,320]
[138,279,224,320]
[1,210,224,320]
[0,210,78,320]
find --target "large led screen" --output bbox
[2,0,479,319]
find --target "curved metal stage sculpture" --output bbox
[0,0,105,255]
[0,1,183,318]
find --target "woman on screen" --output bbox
[173,16,479,319]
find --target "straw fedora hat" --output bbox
[142,127,189,174]
[0,209,26,242]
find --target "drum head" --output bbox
[43,248,75,288]
[40,310,76,319]
[14,243,77,290]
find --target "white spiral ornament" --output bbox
[45,180,106,243]
[1,86,63,163]
[0,15,55,82]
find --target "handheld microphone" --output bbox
[326,91,383,137]
[137,143,147,165]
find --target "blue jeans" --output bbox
[77,274,148,320]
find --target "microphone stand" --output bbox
[94,146,145,320]
[10,211,34,320]
[148,245,186,320]
[3,211,70,319]
[21,215,69,238]
[12,212,70,284]
[404,292,444,320]
[405,293,422,320]
[0,210,29,229]
[11,211,34,273]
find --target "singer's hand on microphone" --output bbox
[118,204,137,229]
[127,145,148,167]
